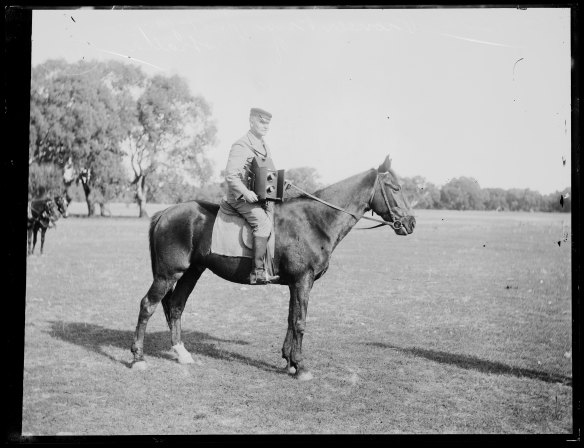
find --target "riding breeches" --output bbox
[225,199,273,238]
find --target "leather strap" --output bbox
[284,178,403,230]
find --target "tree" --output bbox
[440,177,487,210]
[522,189,544,212]
[285,166,324,193]
[146,169,199,204]
[505,188,526,211]
[400,176,441,209]
[126,74,217,217]
[543,188,571,213]
[28,163,64,199]
[29,59,128,215]
[484,188,508,211]
[29,59,71,166]
[193,182,225,203]
[84,151,130,216]
[418,183,441,209]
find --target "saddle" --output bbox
[211,201,277,278]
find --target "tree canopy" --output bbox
[29,59,217,216]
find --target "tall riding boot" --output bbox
[250,235,280,285]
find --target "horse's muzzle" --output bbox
[394,215,415,235]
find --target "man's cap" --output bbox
[250,107,272,122]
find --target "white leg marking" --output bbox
[172,342,195,364]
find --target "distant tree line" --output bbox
[280,172,570,213]
[28,59,569,215]
[399,176,571,213]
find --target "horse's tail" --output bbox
[148,209,166,276]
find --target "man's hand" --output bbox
[241,190,259,203]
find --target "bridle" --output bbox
[362,173,405,230]
[283,171,406,231]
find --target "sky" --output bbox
[30,7,572,194]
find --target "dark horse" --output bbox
[131,156,416,379]
[27,195,69,255]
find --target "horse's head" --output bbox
[42,199,62,227]
[369,156,416,236]
[54,194,69,218]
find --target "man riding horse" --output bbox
[131,152,416,375]
[221,107,280,285]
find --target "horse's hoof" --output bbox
[295,370,314,381]
[132,361,147,371]
[172,343,195,364]
[283,359,295,375]
[177,356,195,365]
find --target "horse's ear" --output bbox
[378,155,392,173]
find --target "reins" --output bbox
[283,174,404,231]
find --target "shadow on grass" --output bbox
[364,342,572,386]
[47,320,285,375]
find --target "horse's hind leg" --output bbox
[131,276,176,369]
[161,265,206,364]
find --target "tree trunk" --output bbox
[63,181,73,205]
[81,183,96,217]
[100,203,112,217]
[135,175,149,218]
[87,199,98,216]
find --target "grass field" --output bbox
[22,204,573,435]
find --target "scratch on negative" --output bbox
[95,47,165,70]
[440,33,517,49]
[513,58,524,80]
[78,39,164,70]
[138,26,154,47]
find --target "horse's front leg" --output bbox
[27,228,33,255]
[31,226,39,255]
[282,272,314,380]
[39,227,47,255]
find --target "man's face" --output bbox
[250,115,270,137]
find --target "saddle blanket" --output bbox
[211,208,276,267]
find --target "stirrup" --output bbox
[250,269,280,285]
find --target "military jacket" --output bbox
[224,131,275,202]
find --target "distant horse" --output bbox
[131,156,416,379]
[27,195,69,255]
